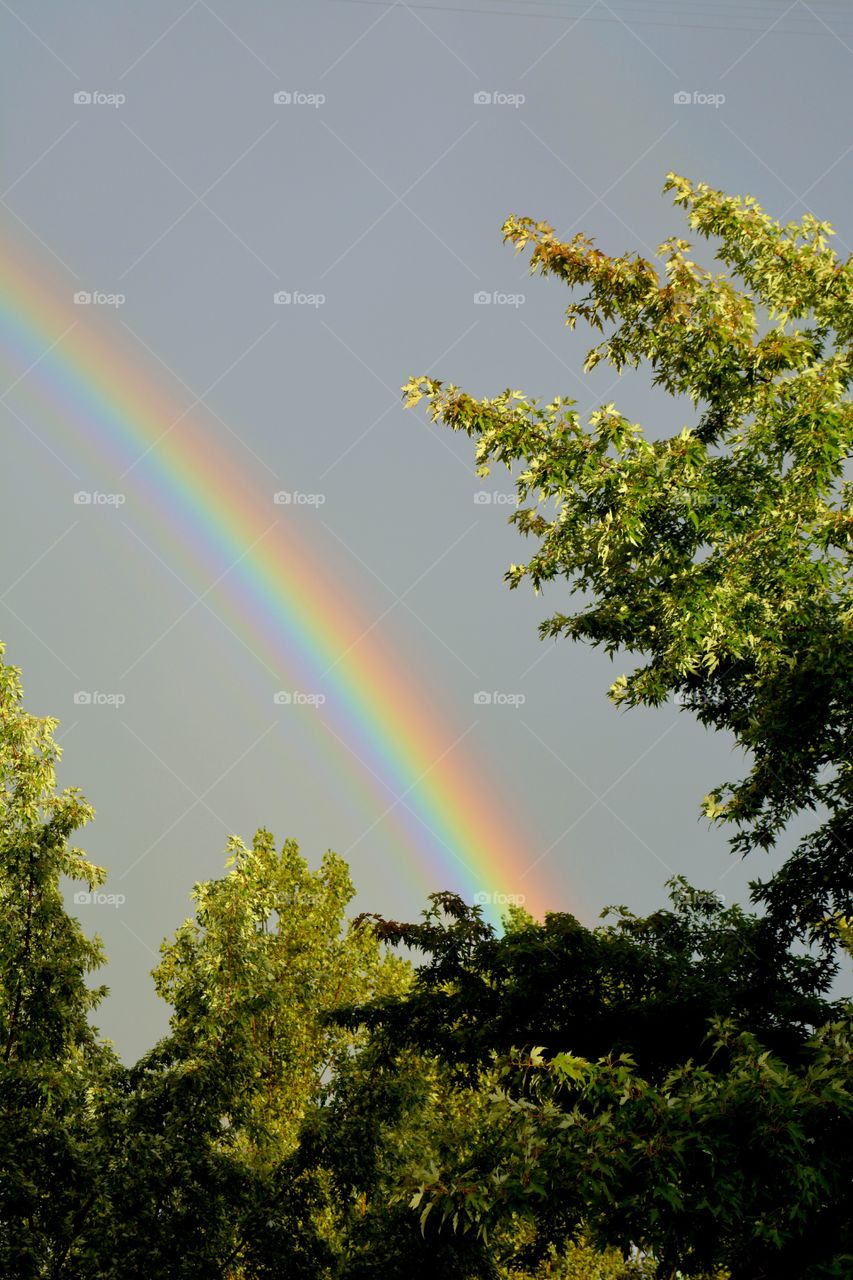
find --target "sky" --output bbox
[2,0,851,1062]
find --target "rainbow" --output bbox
[0,238,552,925]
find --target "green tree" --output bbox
[404,173,853,940]
[394,175,853,1273]
[405,1012,853,1279]
[307,981,657,1278]
[0,643,116,1277]
[302,1036,504,1278]
[152,828,410,1169]
[343,889,840,1276]
[86,829,415,1278]
[0,646,106,1065]
[0,645,732,1277]
[345,883,834,1083]
[0,640,425,1278]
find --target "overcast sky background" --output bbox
[3,0,852,1063]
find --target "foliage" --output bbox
[397,175,853,1274]
[404,173,853,940]
[0,644,107,1064]
[152,827,409,1167]
[343,889,845,1276]
[0,641,726,1276]
[303,1041,501,1277]
[303,1019,660,1278]
[498,1234,663,1278]
[404,1019,853,1279]
[0,639,415,1280]
[0,643,116,1278]
[87,828,415,1277]
[343,883,837,1081]
[0,648,499,1276]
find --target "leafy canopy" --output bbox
[345,888,845,1276]
[345,880,837,1082]
[404,173,853,940]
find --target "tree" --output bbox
[393,175,853,1273]
[0,644,736,1276]
[81,829,416,1278]
[0,645,107,1066]
[152,828,410,1168]
[301,1035,505,1278]
[341,888,843,1276]
[0,636,423,1279]
[403,1012,853,1279]
[403,173,853,941]
[308,954,662,1279]
[343,882,836,1083]
[0,643,116,1278]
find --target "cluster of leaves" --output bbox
[404,172,853,941]
[355,890,849,1277]
[0,646,116,1275]
[344,883,835,1083]
[411,1020,853,1279]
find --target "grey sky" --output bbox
[2,0,850,1062]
